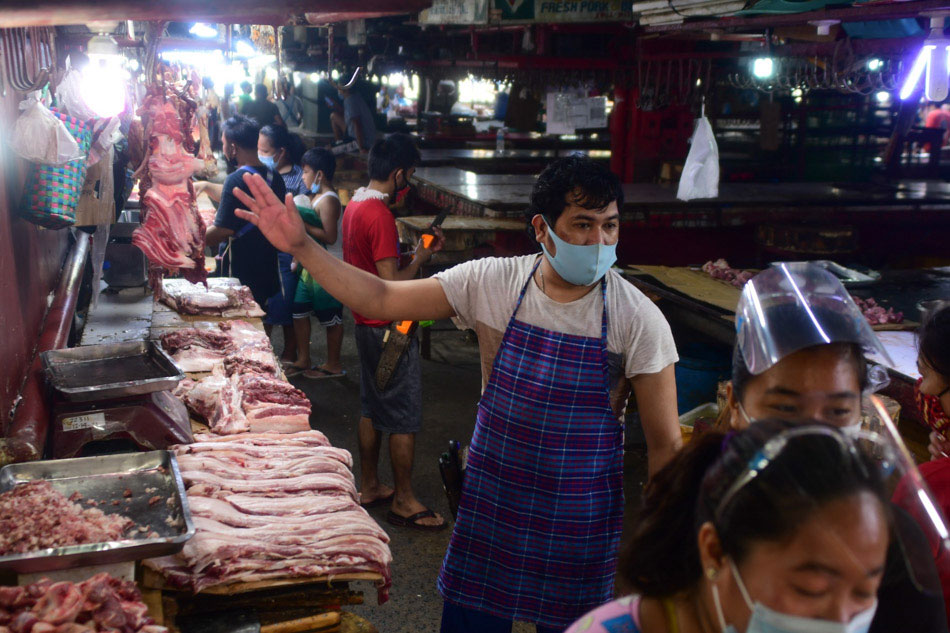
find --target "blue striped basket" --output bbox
[18,109,92,229]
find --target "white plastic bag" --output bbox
[58,67,97,121]
[10,91,83,165]
[677,116,719,201]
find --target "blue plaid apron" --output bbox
[438,259,624,629]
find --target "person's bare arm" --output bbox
[206,225,234,248]
[631,364,681,477]
[195,181,224,205]
[233,172,454,321]
[303,199,341,245]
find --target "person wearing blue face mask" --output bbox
[566,419,912,633]
[227,155,681,632]
[285,148,346,381]
[256,124,307,365]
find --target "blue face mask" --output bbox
[713,560,877,633]
[539,217,617,287]
[258,154,277,170]
[310,181,321,195]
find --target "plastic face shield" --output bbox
[718,398,950,595]
[736,262,893,376]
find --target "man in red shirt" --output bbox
[924,102,950,152]
[341,134,447,531]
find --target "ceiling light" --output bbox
[901,17,950,101]
[867,58,883,72]
[752,57,774,79]
[190,23,218,39]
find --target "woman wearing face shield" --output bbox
[716,263,948,633]
[567,420,892,633]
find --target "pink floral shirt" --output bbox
[566,595,643,633]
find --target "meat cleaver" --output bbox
[179,611,341,633]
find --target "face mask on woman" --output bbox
[712,560,877,633]
[258,154,277,170]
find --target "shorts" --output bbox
[354,324,422,434]
[264,253,296,326]
[294,304,344,327]
[293,270,343,324]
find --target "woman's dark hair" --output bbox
[619,419,888,597]
[919,304,950,378]
[731,342,868,402]
[260,124,291,153]
[222,115,260,150]
[368,133,420,181]
[288,134,306,165]
[302,148,336,181]
[526,155,623,225]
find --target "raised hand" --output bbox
[233,172,309,256]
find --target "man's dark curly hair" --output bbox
[527,155,624,225]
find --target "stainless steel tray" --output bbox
[42,341,184,402]
[0,451,194,573]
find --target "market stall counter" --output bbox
[2,276,389,633]
[411,168,950,267]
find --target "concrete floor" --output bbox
[275,312,650,633]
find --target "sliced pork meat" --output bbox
[132,98,206,286]
[701,259,754,288]
[0,482,134,555]
[0,574,165,633]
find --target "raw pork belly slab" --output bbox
[160,321,271,373]
[172,367,311,436]
[143,437,392,602]
[160,279,265,318]
[0,573,166,633]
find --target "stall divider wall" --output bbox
[0,89,71,435]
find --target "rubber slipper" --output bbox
[386,508,448,532]
[360,490,395,509]
[302,367,347,380]
[283,365,306,377]
[279,359,298,369]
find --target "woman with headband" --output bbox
[568,420,894,633]
[715,263,948,632]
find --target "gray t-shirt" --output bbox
[344,94,377,149]
[435,254,679,420]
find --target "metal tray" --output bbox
[0,451,194,573]
[42,341,184,402]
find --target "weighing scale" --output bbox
[41,341,193,458]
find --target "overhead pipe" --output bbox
[0,232,89,466]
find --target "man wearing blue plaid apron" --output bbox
[229,155,682,633]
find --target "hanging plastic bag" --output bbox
[677,116,719,201]
[10,91,83,165]
[57,67,97,122]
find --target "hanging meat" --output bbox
[132,78,207,289]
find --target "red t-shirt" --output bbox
[341,193,400,327]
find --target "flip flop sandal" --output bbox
[360,490,395,509]
[283,366,306,377]
[302,367,347,380]
[386,509,448,532]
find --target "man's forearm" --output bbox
[395,255,426,281]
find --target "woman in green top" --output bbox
[287,148,346,380]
